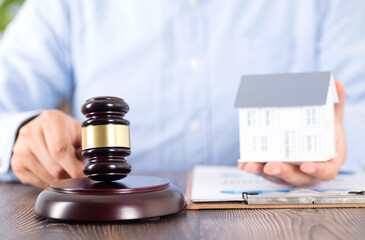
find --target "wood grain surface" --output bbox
[1,171,365,240]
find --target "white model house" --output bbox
[235,72,339,162]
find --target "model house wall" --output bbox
[235,72,338,162]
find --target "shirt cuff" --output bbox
[0,110,44,180]
[0,169,20,182]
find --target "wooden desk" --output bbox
[1,171,365,240]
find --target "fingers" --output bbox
[69,116,83,155]
[334,80,347,159]
[263,162,317,186]
[237,162,246,170]
[334,79,346,134]
[242,162,265,174]
[15,169,48,189]
[75,145,84,161]
[19,121,68,179]
[238,162,295,185]
[239,160,345,186]
[332,79,347,170]
[21,145,55,185]
[300,159,342,182]
[11,110,84,189]
[41,111,84,178]
[73,123,84,161]
[11,147,49,189]
[239,160,343,186]
[334,79,346,115]
[238,162,318,186]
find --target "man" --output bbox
[0,0,364,188]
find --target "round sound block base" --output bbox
[34,176,186,221]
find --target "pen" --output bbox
[338,170,355,175]
[220,189,351,195]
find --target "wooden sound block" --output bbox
[34,176,186,221]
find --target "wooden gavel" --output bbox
[81,96,132,181]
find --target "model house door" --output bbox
[284,131,296,160]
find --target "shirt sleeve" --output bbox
[317,0,365,172]
[0,0,73,180]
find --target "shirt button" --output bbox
[190,121,201,132]
[188,57,200,70]
[188,0,197,7]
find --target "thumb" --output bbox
[70,118,83,156]
[334,79,346,123]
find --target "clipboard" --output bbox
[185,168,365,210]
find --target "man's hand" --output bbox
[237,79,347,186]
[11,110,84,188]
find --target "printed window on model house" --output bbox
[253,136,268,152]
[264,109,275,126]
[284,132,296,159]
[306,135,319,153]
[305,108,317,127]
[246,110,256,126]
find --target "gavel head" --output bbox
[81,96,132,181]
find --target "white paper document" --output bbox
[191,165,365,202]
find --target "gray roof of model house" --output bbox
[234,72,334,108]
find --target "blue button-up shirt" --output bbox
[1,0,365,181]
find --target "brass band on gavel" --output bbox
[82,124,131,150]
